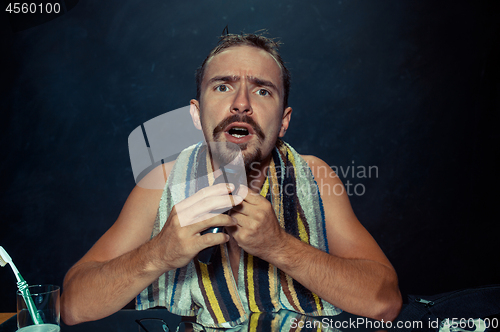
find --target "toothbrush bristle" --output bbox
[0,246,11,267]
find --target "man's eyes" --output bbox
[215,84,229,92]
[257,89,271,96]
[214,85,271,96]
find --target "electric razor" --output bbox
[197,165,244,264]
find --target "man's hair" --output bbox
[195,32,291,109]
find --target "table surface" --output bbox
[0,309,390,332]
[0,315,15,326]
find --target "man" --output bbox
[61,33,402,327]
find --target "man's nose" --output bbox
[230,87,253,115]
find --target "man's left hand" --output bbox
[226,185,286,259]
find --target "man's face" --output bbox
[191,45,292,169]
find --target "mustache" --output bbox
[213,114,266,140]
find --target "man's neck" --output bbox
[246,153,273,192]
[206,146,274,193]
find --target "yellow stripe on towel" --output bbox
[312,292,322,313]
[268,263,279,310]
[260,177,270,198]
[286,274,303,313]
[247,255,259,312]
[249,312,262,332]
[296,212,309,244]
[221,246,246,317]
[200,263,225,323]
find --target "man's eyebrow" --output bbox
[248,77,279,93]
[206,75,239,85]
[206,75,280,93]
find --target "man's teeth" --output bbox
[228,127,249,138]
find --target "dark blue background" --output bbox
[1,0,499,313]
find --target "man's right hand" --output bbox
[152,182,242,271]
[61,179,240,325]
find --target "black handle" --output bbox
[198,226,225,264]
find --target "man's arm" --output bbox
[61,180,239,325]
[61,184,163,325]
[227,155,402,321]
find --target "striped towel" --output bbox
[137,140,341,328]
[202,310,339,332]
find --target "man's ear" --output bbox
[278,106,292,137]
[190,99,202,130]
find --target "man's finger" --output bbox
[186,213,238,232]
[175,183,235,211]
[229,201,251,217]
[228,210,251,227]
[233,185,262,206]
[196,232,230,251]
[176,194,237,227]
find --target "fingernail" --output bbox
[228,183,235,191]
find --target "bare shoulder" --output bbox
[301,155,336,178]
[75,161,176,264]
[136,160,176,190]
[301,155,343,190]
[299,154,353,220]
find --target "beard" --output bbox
[207,139,263,173]
[209,114,266,172]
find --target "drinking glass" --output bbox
[16,284,60,332]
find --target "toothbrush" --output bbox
[0,246,43,325]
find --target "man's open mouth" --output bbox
[224,123,254,139]
[214,115,265,142]
[228,127,249,138]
